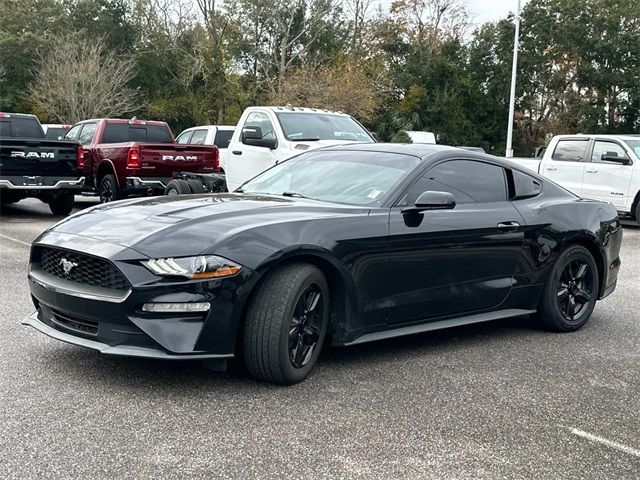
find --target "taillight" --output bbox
[213,147,220,172]
[77,145,85,169]
[0,112,9,118]
[127,147,140,169]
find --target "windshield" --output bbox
[275,112,373,142]
[624,140,640,158]
[241,150,419,206]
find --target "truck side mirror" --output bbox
[601,151,631,165]
[242,127,277,149]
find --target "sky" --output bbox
[370,0,526,26]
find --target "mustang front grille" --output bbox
[49,308,99,336]
[38,247,129,291]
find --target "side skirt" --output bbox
[344,308,536,346]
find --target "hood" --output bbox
[47,193,366,258]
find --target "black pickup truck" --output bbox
[0,113,85,215]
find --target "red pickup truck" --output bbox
[65,118,219,202]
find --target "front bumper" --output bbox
[22,311,229,360]
[25,232,256,360]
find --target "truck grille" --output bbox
[50,308,99,336]
[39,247,129,291]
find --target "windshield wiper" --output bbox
[292,137,320,142]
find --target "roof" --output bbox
[554,133,640,141]
[253,106,353,116]
[321,142,465,158]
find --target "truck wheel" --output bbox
[99,174,126,203]
[187,179,206,194]
[48,192,75,215]
[243,263,329,385]
[537,245,599,332]
[635,202,640,225]
[164,179,191,195]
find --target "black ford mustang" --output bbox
[23,144,622,384]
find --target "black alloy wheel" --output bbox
[537,245,599,332]
[99,174,125,203]
[288,284,323,368]
[243,263,329,385]
[556,259,593,323]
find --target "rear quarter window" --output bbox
[214,130,233,148]
[511,170,542,199]
[552,139,589,162]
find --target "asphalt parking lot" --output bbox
[1,198,639,479]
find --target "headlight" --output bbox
[143,255,242,279]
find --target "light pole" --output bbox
[506,0,522,158]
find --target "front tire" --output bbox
[243,263,329,385]
[48,192,75,215]
[537,245,599,332]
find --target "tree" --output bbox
[29,37,141,123]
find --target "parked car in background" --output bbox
[23,144,621,385]
[225,106,376,191]
[0,112,84,215]
[508,134,640,221]
[406,131,436,144]
[42,124,72,140]
[66,118,220,202]
[175,125,235,173]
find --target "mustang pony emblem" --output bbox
[59,258,78,275]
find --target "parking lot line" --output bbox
[569,427,640,458]
[0,232,31,247]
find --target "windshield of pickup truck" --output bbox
[275,112,373,142]
[624,140,640,158]
[241,150,418,206]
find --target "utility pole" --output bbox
[506,0,522,158]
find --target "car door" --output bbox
[581,139,633,209]
[542,138,590,196]
[386,159,525,325]
[228,111,277,188]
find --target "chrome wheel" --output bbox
[557,259,594,323]
[288,284,323,368]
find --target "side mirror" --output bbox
[402,191,456,214]
[242,127,278,149]
[601,151,631,165]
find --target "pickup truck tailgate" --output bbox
[0,138,80,177]
[139,144,218,175]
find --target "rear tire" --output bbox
[164,179,191,195]
[48,192,75,215]
[537,245,599,332]
[99,174,126,203]
[187,179,206,194]
[243,263,329,385]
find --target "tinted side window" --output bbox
[65,124,82,141]
[78,123,97,144]
[214,129,233,148]
[552,140,589,162]
[403,160,507,205]
[189,129,208,144]
[45,127,69,140]
[176,131,192,144]
[591,141,628,164]
[243,112,275,139]
[511,170,542,199]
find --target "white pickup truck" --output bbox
[509,134,640,219]
[224,106,376,191]
[175,125,235,172]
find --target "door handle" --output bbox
[497,221,521,232]
[545,166,558,171]
[585,168,598,173]
[232,150,242,155]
